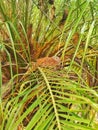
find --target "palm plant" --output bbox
[0,0,98,130]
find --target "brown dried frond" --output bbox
[59,9,68,28]
[50,5,56,20]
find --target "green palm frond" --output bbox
[0,0,98,130]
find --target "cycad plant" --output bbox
[0,0,98,130]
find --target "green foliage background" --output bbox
[0,0,98,130]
